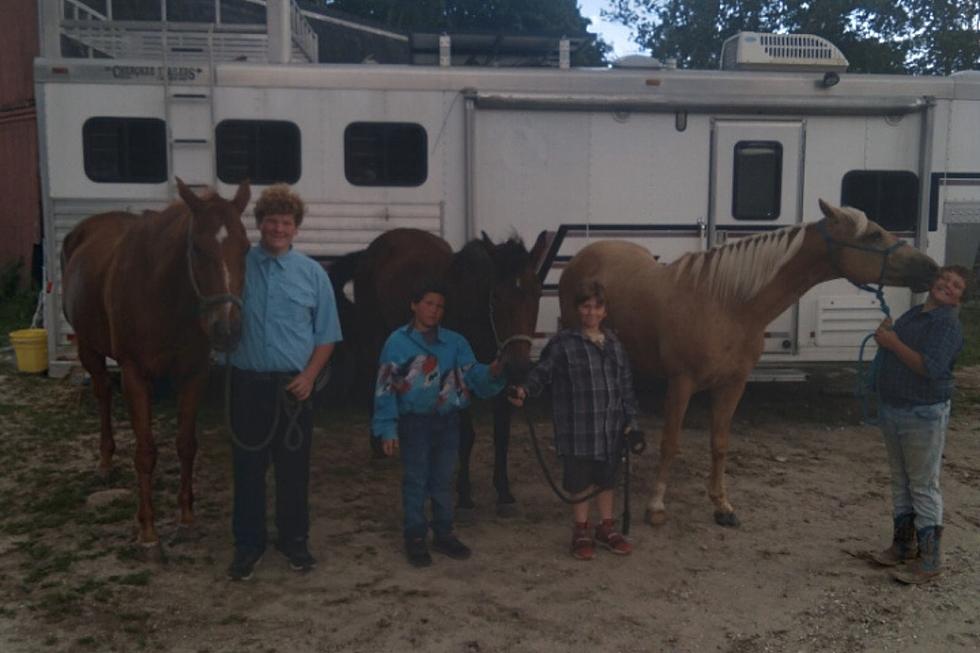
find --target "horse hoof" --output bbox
[495,502,519,519]
[138,541,167,564]
[714,511,740,528]
[167,524,200,546]
[645,509,667,526]
[456,507,476,525]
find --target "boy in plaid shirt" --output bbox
[510,280,639,560]
[870,265,973,584]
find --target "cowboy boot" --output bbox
[891,525,943,585]
[869,512,917,566]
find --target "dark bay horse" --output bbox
[559,200,938,527]
[339,228,545,512]
[62,179,251,549]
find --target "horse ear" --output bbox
[176,177,204,213]
[818,198,843,227]
[481,230,493,245]
[232,179,251,215]
[529,230,549,269]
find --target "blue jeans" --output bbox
[398,413,460,540]
[879,400,949,528]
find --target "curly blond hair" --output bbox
[254,184,305,228]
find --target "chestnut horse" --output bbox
[62,179,251,549]
[341,228,545,512]
[559,200,938,527]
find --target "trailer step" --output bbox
[747,368,809,383]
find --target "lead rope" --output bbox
[224,365,310,453]
[856,289,891,426]
[515,401,643,535]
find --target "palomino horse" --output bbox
[340,228,545,512]
[559,200,938,527]
[62,179,251,549]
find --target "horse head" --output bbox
[816,199,937,292]
[177,178,251,352]
[480,231,547,383]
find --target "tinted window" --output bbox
[83,117,167,183]
[732,141,782,220]
[216,120,301,184]
[841,170,918,231]
[345,122,427,187]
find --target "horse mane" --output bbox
[671,224,807,305]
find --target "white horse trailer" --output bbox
[34,5,980,377]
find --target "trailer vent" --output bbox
[721,32,848,72]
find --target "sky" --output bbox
[578,0,647,58]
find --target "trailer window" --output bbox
[345,122,427,187]
[216,120,301,185]
[83,117,167,184]
[841,171,918,232]
[732,141,782,220]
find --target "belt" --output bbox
[232,367,299,382]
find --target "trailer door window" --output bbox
[345,122,427,187]
[83,117,167,184]
[732,141,782,220]
[216,120,301,185]
[841,171,918,232]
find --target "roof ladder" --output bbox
[163,24,217,193]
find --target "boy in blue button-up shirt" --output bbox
[374,280,504,567]
[226,184,342,581]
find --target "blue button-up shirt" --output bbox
[229,245,342,373]
[877,304,963,407]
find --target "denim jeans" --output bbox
[879,400,949,528]
[398,412,460,540]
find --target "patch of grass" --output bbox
[112,570,152,586]
[219,613,247,625]
[960,302,980,367]
[23,550,77,584]
[0,274,36,348]
[76,636,99,648]
[34,590,82,620]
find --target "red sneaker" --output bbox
[571,522,595,561]
[595,519,633,555]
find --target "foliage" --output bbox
[320,0,611,65]
[960,301,980,367]
[605,0,979,74]
[0,261,37,346]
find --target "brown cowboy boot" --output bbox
[869,513,917,567]
[892,525,943,585]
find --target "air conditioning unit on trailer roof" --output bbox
[721,32,849,72]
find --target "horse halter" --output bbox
[185,213,244,314]
[488,288,534,356]
[815,220,908,318]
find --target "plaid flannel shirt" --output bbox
[525,328,639,460]
[877,304,964,407]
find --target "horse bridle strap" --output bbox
[185,213,243,313]
[487,289,535,356]
[816,221,907,318]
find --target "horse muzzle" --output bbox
[209,319,242,353]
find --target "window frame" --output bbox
[841,170,919,232]
[344,121,428,188]
[82,117,168,184]
[215,119,302,185]
[731,140,783,221]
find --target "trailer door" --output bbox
[710,119,804,355]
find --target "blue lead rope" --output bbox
[856,286,891,426]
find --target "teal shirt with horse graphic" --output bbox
[372,324,505,440]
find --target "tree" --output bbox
[318,0,611,65]
[605,0,978,74]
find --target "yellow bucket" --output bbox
[9,328,48,373]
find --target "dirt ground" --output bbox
[0,352,978,653]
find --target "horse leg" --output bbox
[78,345,114,479]
[708,380,746,527]
[174,370,207,532]
[646,376,695,526]
[120,363,160,548]
[456,408,476,511]
[492,395,518,517]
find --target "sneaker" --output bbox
[227,547,264,581]
[571,523,595,561]
[405,537,433,568]
[595,519,633,555]
[275,539,317,572]
[432,534,472,560]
